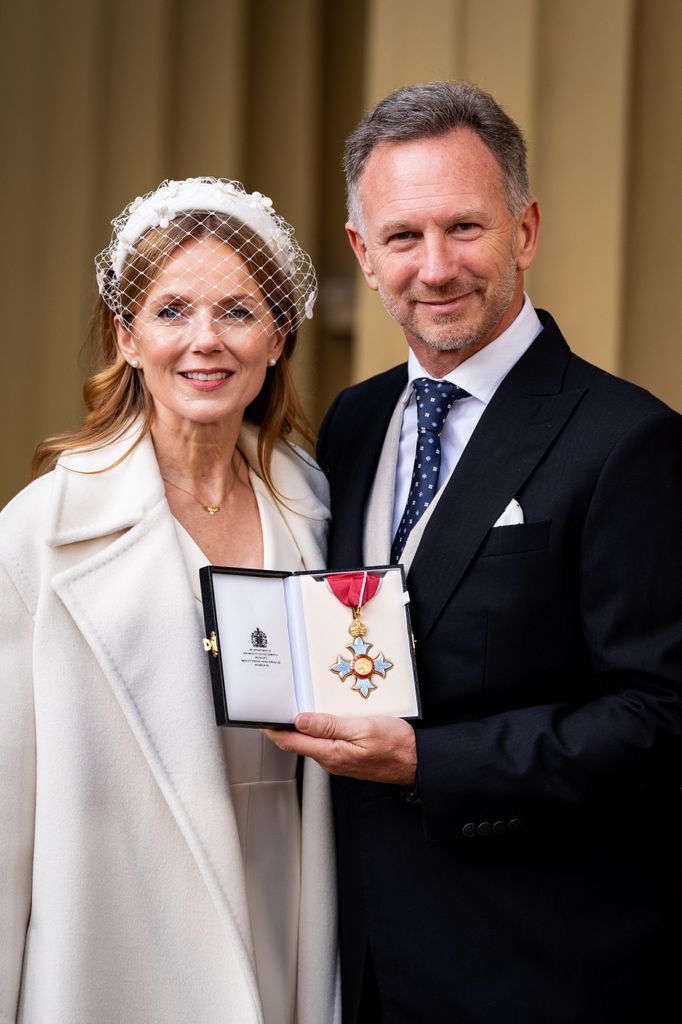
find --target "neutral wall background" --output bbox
[1,0,680,507]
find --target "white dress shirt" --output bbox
[391,296,543,538]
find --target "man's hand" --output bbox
[263,713,417,786]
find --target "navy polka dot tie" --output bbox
[391,377,469,563]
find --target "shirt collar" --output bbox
[403,294,543,406]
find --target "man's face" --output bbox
[347,128,539,373]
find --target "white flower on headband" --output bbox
[156,204,177,230]
[94,176,318,333]
[107,179,296,280]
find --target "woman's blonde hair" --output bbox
[32,212,315,490]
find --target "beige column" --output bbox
[0,0,48,500]
[351,0,539,382]
[97,0,178,231]
[352,0,464,382]
[459,0,538,178]
[458,0,539,291]
[623,0,682,413]
[0,0,253,507]
[32,0,104,440]
[171,0,249,182]
[0,0,105,506]
[247,0,322,420]
[531,0,634,372]
[460,0,537,120]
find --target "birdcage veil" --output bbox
[95,177,317,335]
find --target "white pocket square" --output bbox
[493,498,524,527]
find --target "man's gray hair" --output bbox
[343,80,532,232]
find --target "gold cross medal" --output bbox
[327,572,393,699]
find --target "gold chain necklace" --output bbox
[162,452,241,516]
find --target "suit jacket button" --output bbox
[462,823,477,838]
[493,820,507,834]
[508,818,523,831]
[477,821,492,836]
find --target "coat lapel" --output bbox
[408,317,586,642]
[48,433,262,1015]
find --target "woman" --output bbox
[0,177,339,1024]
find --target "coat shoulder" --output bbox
[319,363,406,447]
[331,363,407,411]
[567,351,674,408]
[538,310,678,430]
[0,472,54,550]
[564,351,680,445]
[0,472,55,610]
[317,363,407,479]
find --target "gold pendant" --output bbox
[349,606,367,638]
[203,504,221,516]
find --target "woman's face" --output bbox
[116,235,284,432]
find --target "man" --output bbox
[267,82,682,1022]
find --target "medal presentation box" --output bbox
[200,565,421,728]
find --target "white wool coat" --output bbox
[0,423,340,1024]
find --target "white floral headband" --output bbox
[95,176,317,332]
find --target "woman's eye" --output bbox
[157,305,185,321]
[223,305,255,321]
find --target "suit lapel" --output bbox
[363,397,405,564]
[327,366,407,568]
[409,318,586,642]
[48,434,261,1012]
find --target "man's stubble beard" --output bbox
[376,251,519,354]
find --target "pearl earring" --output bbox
[131,359,140,369]
[268,359,277,367]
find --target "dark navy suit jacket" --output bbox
[317,310,682,1024]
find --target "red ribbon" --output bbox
[326,572,380,608]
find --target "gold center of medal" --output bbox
[352,655,374,678]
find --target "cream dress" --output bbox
[173,470,306,1024]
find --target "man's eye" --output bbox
[454,222,479,233]
[388,231,415,243]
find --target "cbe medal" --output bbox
[328,572,393,699]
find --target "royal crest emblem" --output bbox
[250,627,268,649]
